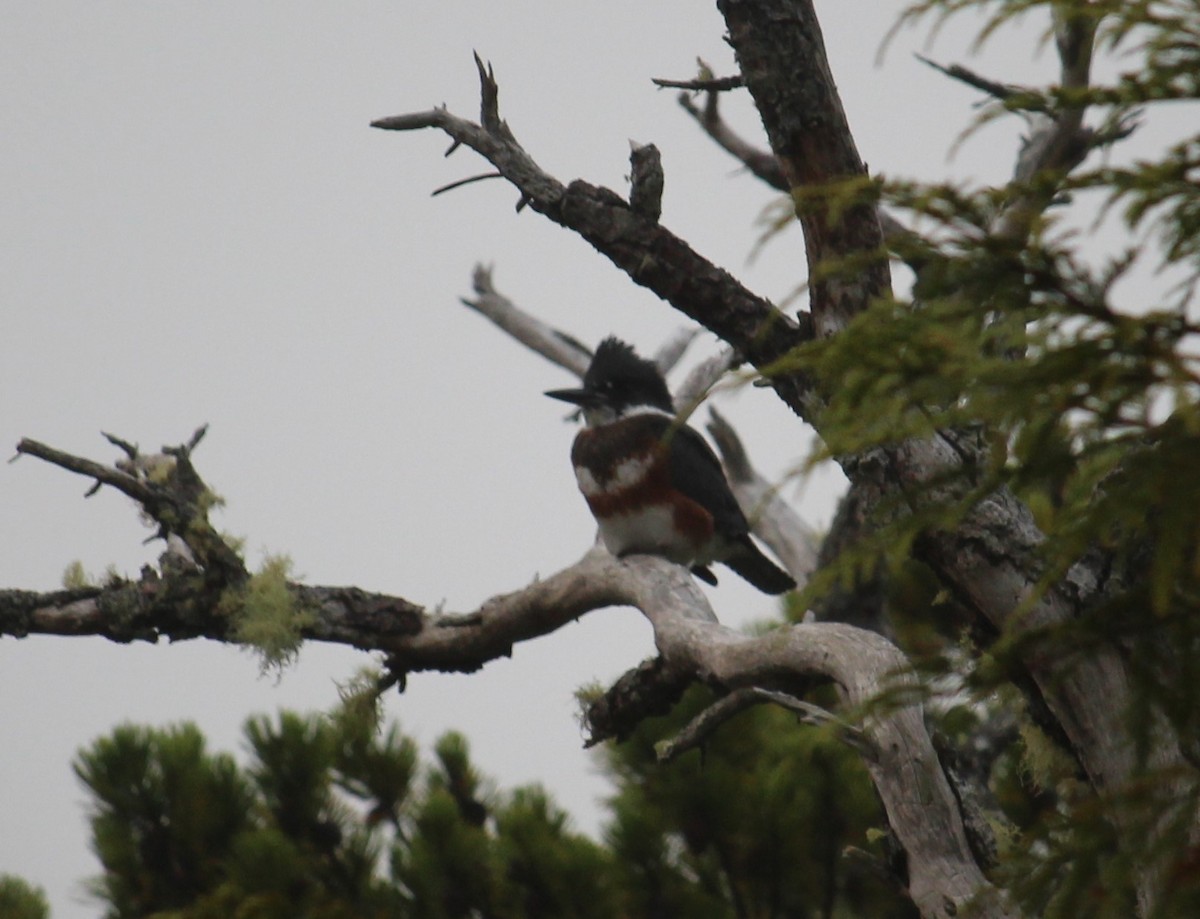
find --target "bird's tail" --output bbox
[723,537,796,595]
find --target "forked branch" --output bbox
[372,57,813,414]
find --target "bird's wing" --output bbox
[659,419,750,538]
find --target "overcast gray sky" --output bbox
[0,3,1100,916]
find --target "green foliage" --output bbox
[602,685,916,919]
[61,560,91,589]
[224,554,314,674]
[67,694,911,919]
[0,876,50,919]
[751,1,1200,914]
[72,707,620,919]
[74,723,256,918]
[493,786,619,918]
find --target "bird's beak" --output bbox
[544,387,592,406]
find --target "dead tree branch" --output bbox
[5,431,1009,916]
[372,57,814,416]
[15,431,245,584]
[652,73,744,92]
[675,77,788,191]
[707,407,820,585]
[651,326,700,375]
[656,686,869,763]
[915,53,1024,104]
[460,264,592,376]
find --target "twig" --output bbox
[657,685,870,763]
[674,346,735,412]
[16,431,244,581]
[677,87,788,191]
[995,11,1100,241]
[372,58,806,381]
[17,438,160,505]
[459,265,592,377]
[627,141,663,222]
[707,406,819,584]
[652,327,700,376]
[914,53,1021,104]
[432,171,503,197]
[652,74,744,92]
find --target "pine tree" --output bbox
[65,697,919,918]
[0,876,50,919]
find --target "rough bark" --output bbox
[713,6,1191,913]
[371,56,818,419]
[717,0,892,338]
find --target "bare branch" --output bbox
[652,74,744,92]
[460,265,592,377]
[2,541,1004,913]
[431,171,503,197]
[915,53,1022,103]
[388,548,1007,915]
[16,432,244,582]
[627,141,663,222]
[373,59,811,406]
[637,577,1010,917]
[102,431,140,461]
[6,426,1013,917]
[674,346,736,411]
[656,686,868,763]
[651,326,700,375]
[707,407,819,585]
[994,12,1100,240]
[17,437,160,505]
[676,83,788,191]
[181,423,209,454]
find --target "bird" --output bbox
[545,337,796,595]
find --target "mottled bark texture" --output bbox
[718,0,892,337]
[712,5,1192,915]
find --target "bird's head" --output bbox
[545,337,674,426]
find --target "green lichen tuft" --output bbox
[224,555,314,675]
[1018,720,1077,795]
[197,488,226,514]
[334,669,385,728]
[62,560,93,590]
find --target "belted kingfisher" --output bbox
[546,337,796,595]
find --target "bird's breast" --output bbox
[569,423,715,563]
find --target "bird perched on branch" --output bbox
[546,337,795,594]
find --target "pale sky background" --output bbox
[1,3,1171,917]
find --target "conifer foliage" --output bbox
[71,696,915,919]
